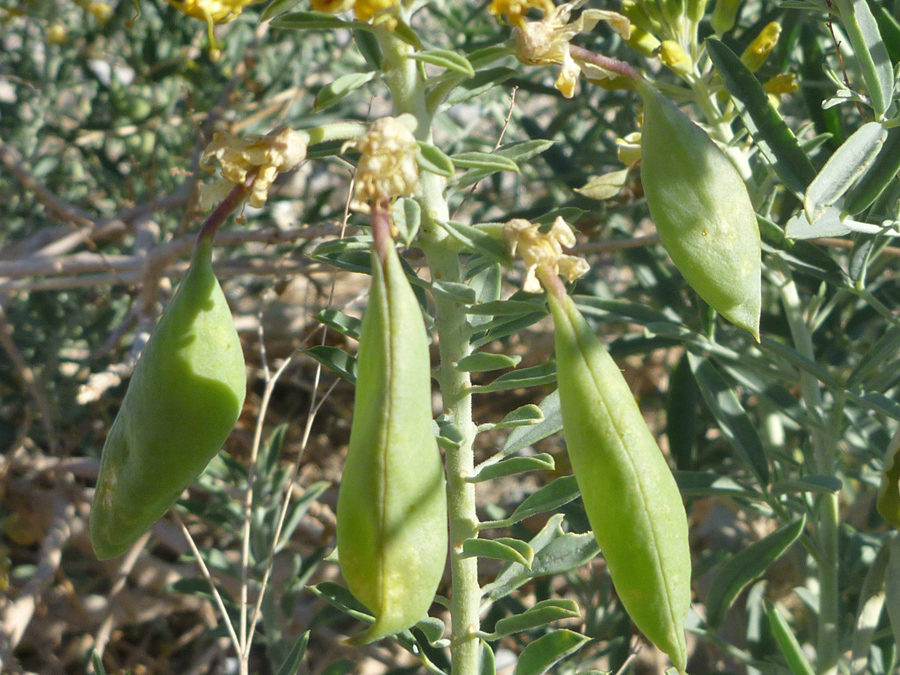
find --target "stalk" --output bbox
[376,25,482,675]
[771,258,839,675]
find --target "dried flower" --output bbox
[343,116,420,213]
[199,126,308,210]
[503,217,589,293]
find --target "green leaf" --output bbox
[458,352,522,372]
[784,207,852,239]
[706,516,806,627]
[310,238,373,274]
[844,125,900,216]
[467,453,555,483]
[835,0,893,117]
[445,67,518,106]
[769,476,843,496]
[514,630,591,675]
[482,475,580,529]
[494,404,544,428]
[274,631,310,675]
[479,641,497,675]
[353,29,383,70]
[576,169,631,200]
[874,3,900,63]
[414,616,447,646]
[260,0,304,22]
[706,37,816,196]
[315,72,376,111]
[804,122,887,223]
[501,389,563,456]
[850,542,890,672]
[272,11,353,30]
[411,49,475,77]
[451,152,520,173]
[391,197,421,246]
[438,221,513,265]
[489,599,581,639]
[674,471,760,499]
[277,481,330,551]
[309,581,372,621]
[884,537,900,658]
[436,415,465,451]
[466,298,548,316]
[417,142,455,177]
[764,601,815,675]
[461,537,535,568]
[470,363,556,394]
[432,279,477,304]
[305,345,357,383]
[315,309,362,341]
[688,353,770,486]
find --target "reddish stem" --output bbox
[568,45,643,82]
[371,197,393,266]
[537,267,569,303]
[197,174,255,245]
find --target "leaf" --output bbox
[438,221,513,265]
[272,11,353,30]
[458,352,522,372]
[451,151,520,172]
[461,537,534,568]
[467,453,556,483]
[274,631,310,675]
[310,238,373,274]
[884,537,900,657]
[482,475,581,529]
[705,516,806,627]
[467,298,548,316]
[417,141,455,177]
[479,640,497,675]
[844,125,900,216]
[489,599,581,639]
[277,481,331,551]
[706,38,816,196]
[877,428,900,527]
[260,0,304,21]
[674,471,761,499]
[445,67,518,106]
[764,601,815,675]
[688,353,770,486]
[305,345,357,382]
[436,415,465,451]
[576,169,631,200]
[835,0,894,117]
[514,630,591,675]
[804,122,887,223]
[353,28,383,70]
[309,581,372,621]
[410,49,475,77]
[493,404,544,428]
[470,363,556,393]
[501,389,563,456]
[769,476,843,496]
[414,617,447,646]
[784,207,852,239]
[432,279,477,304]
[391,197,421,246]
[315,309,362,341]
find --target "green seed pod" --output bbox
[91,237,247,560]
[547,289,691,673]
[336,244,448,645]
[636,77,761,339]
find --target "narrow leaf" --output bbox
[467,454,556,483]
[784,207,852,239]
[315,309,362,341]
[432,280,477,304]
[482,475,580,529]
[438,221,513,265]
[451,151,520,172]
[470,363,556,393]
[688,354,770,486]
[884,537,900,655]
[411,49,475,77]
[764,601,815,675]
[461,537,534,568]
[261,0,304,21]
[490,599,581,639]
[417,141,455,177]
[305,345,357,383]
[272,11,353,30]
[501,389,563,456]
[835,0,893,117]
[576,169,631,200]
[706,516,806,627]
[514,630,591,675]
[274,631,310,675]
[458,352,522,372]
[850,543,890,674]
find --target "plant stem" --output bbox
[376,24,482,675]
[771,257,838,675]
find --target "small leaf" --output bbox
[482,475,581,529]
[432,280,477,304]
[311,238,373,274]
[414,617,447,646]
[272,11,353,30]
[514,630,591,675]
[470,363,556,393]
[877,428,900,527]
[706,38,816,196]
[458,352,522,372]
[261,0,304,22]
[461,537,535,568]
[764,601,815,675]
[305,345,357,382]
[494,404,544,428]
[315,309,362,341]
[850,543,890,673]
[576,169,631,200]
[436,415,464,451]
[438,221,513,265]
[501,389,563,456]
[467,298,548,316]
[804,122,887,223]
[770,476,843,496]
[884,537,900,656]
[445,67,518,106]
[836,0,893,117]
[844,125,900,216]
[467,453,555,483]
[309,581,372,621]
[784,207,852,239]
[479,641,497,675]
[411,49,475,77]
[452,152,520,173]
[391,197,421,246]
[274,632,310,675]
[315,72,375,111]
[417,142,455,177]
[674,471,760,498]
[490,599,581,639]
[706,516,806,627]
[688,353,770,486]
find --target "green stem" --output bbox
[771,257,839,675]
[376,24,482,675]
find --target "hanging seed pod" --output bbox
[91,236,246,560]
[546,287,691,673]
[636,77,761,339]
[336,243,448,645]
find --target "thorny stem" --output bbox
[376,24,481,675]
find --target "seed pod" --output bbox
[91,236,246,560]
[636,77,761,339]
[336,244,448,645]
[547,289,691,673]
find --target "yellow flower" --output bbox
[199,126,308,210]
[741,21,780,72]
[167,0,260,23]
[503,217,589,293]
[46,23,69,44]
[616,131,642,165]
[353,0,399,22]
[311,0,354,13]
[489,0,553,28]
[507,0,630,98]
[658,40,692,76]
[343,115,420,213]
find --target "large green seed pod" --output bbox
[547,289,691,673]
[637,77,761,340]
[91,237,246,560]
[336,244,448,645]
